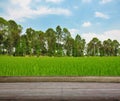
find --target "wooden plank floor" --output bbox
[0,82,120,101]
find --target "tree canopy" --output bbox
[0,17,120,56]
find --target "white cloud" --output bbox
[81,30,120,43]
[2,0,71,21]
[69,28,120,43]
[95,12,109,19]
[104,30,120,41]
[10,0,31,8]
[82,0,92,3]
[82,22,92,27]
[45,0,64,3]
[100,0,112,4]
[69,28,80,38]
[81,33,98,43]
[35,7,71,16]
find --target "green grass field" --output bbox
[0,56,120,76]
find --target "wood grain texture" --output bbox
[0,77,120,82]
[0,82,120,101]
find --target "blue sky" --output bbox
[0,0,120,43]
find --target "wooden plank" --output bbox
[0,77,120,83]
[0,82,120,101]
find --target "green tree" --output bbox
[73,34,86,57]
[26,28,35,55]
[16,34,27,56]
[103,39,112,56]
[87,37,101,56]
[35,31,46,56]
[63,28,74,56]
[6,20,22,55]
[56,25,63,56]
[45,28,56,56]
[103,39,119,56]
[0,17,9,54]
[112,40,119,56]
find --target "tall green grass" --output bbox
[0,56,120,76]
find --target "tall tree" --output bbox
[0,17,8,54]
[56,25,63,56]
[87,37,101,56]
[7,20,22,55]
[73,34,86,57]
[63,28,74,56]
[36,30,46,56]
[112,40,119,56]
[16,34,27,56]
[45,28,56,56]
[26,28,35,55]
[103,39,112,56]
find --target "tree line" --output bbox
[0,17,120,57]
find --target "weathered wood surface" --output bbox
[0,76,120,82]
[0,82,120,101]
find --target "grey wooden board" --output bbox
[0,82,120,101]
